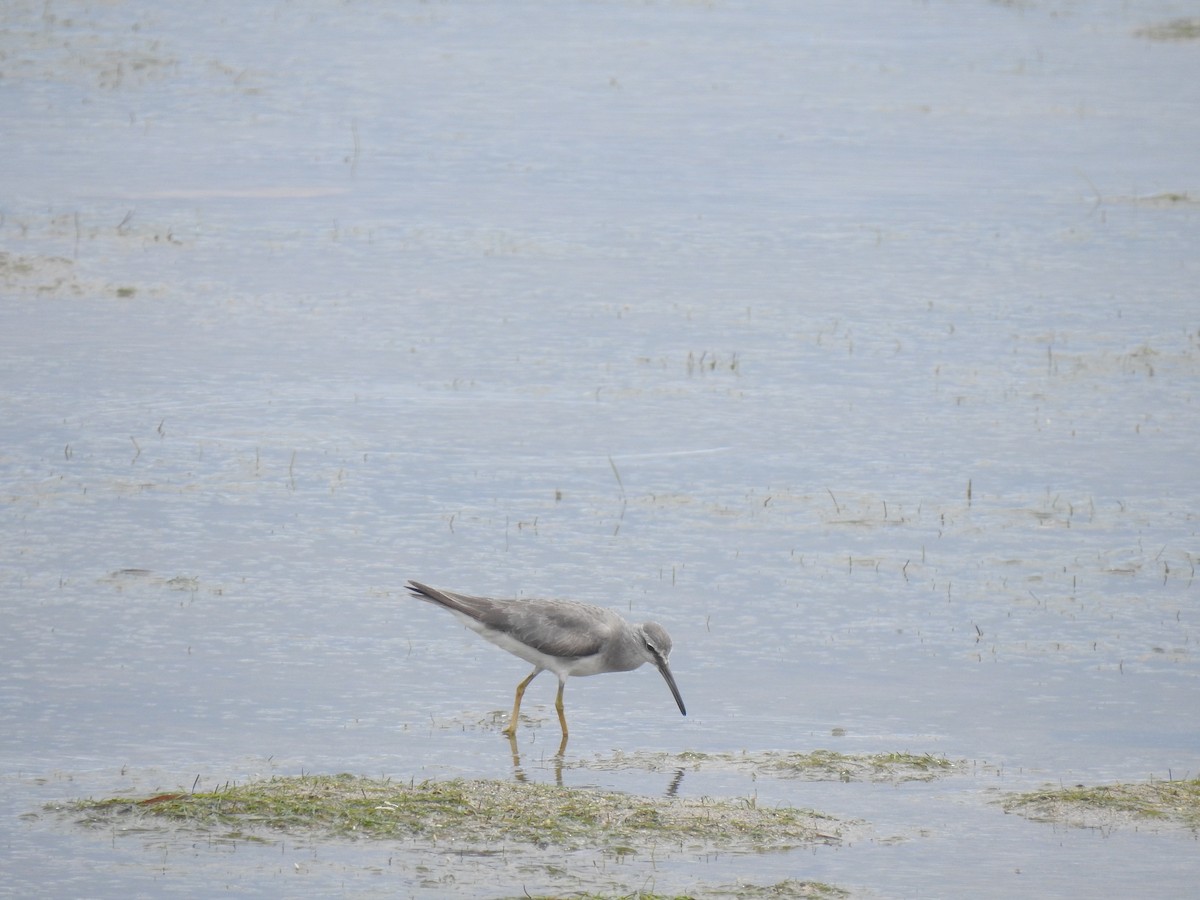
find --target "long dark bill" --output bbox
[656,658,687,716]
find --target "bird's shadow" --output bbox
[508,731,568,785]
[507,733,688,797]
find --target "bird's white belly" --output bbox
[457,615,608,678]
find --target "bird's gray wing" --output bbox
[491,598,615,659]
[406,581,612,659]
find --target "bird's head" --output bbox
[640,622,686,717]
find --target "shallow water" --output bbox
[2,0,1198,896]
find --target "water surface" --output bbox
[2,1,1198,896]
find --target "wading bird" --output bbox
[406,580,686,739]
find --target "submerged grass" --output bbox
[1001,777,1200,830]
[516,880,848,900]
[754,750,957,782]
[581,749,961,783]
[60,774,847,853]
[1136,18,1200,41]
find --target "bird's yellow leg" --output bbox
[504,669,540,737]
[555,680,568,737]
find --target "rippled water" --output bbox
[2,1,1198,896]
